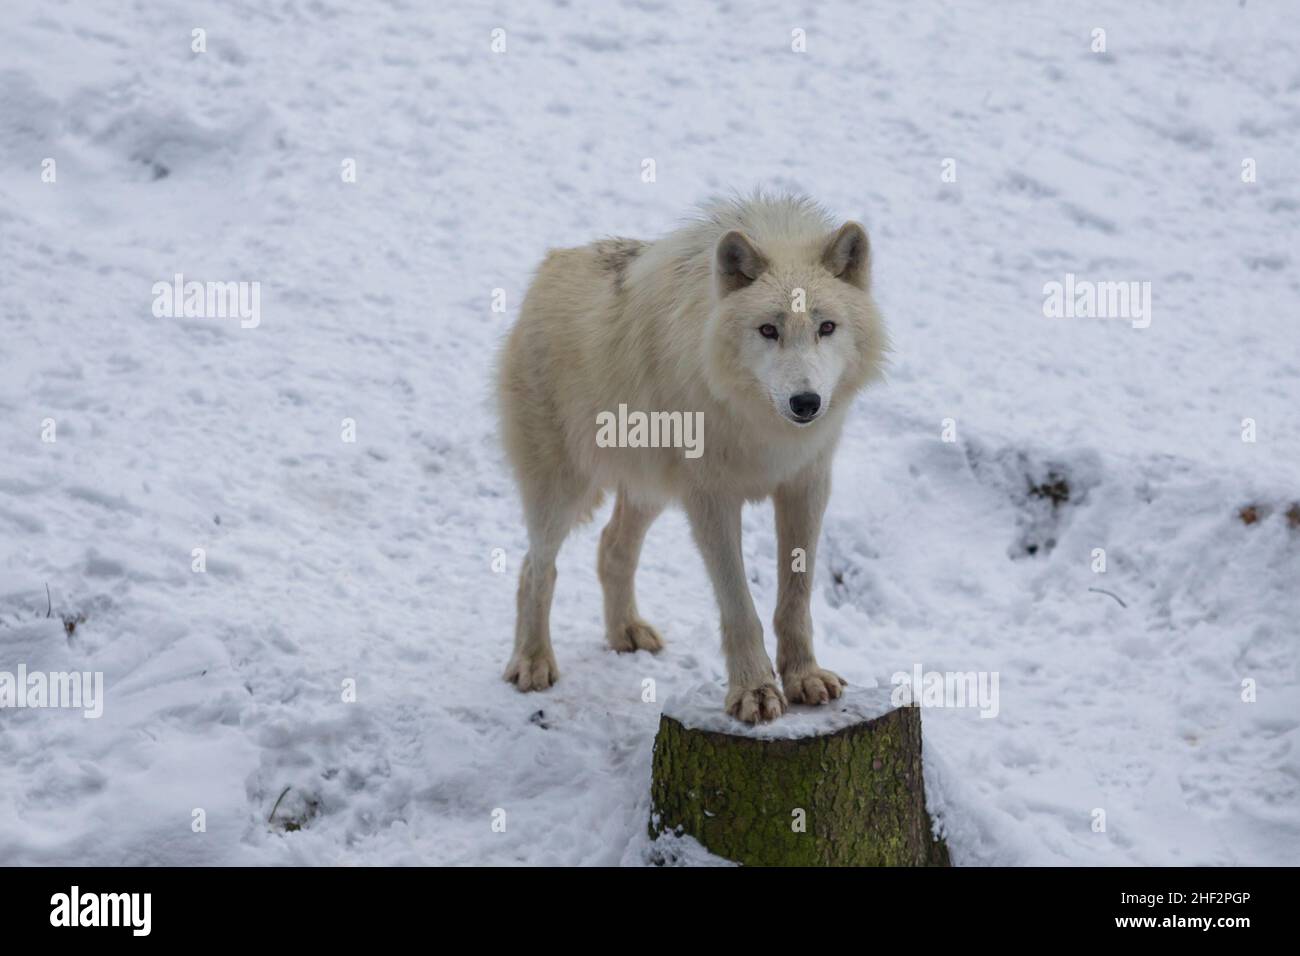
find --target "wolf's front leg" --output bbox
[684,491,786,723]
[773,465,846,705]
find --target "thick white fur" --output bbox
[497,192,887,722]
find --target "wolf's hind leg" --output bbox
[598,489,665,653]
[504,475,594,691]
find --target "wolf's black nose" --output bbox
[790,392,821,420]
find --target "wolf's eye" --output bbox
[818,320,836,336]
[759,324,779,340]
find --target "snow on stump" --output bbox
[650,683,949,866]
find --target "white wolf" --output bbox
[497,193,887,722]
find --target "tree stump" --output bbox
[650,683,950,866]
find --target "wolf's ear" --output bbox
[822,221,870,289]
[715,230,768,295]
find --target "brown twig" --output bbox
[1088,587,1127,608]
[268,786,292,824]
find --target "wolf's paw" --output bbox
[607,619,664,654]
[725,682,788,723]
[781,667,847,706]
[504,650,559,692]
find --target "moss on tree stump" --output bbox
[650,684,949,866]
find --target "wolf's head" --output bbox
[705,208,886,430]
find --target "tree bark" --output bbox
[650,687,949,866]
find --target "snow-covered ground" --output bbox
[1,0,1297,866]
